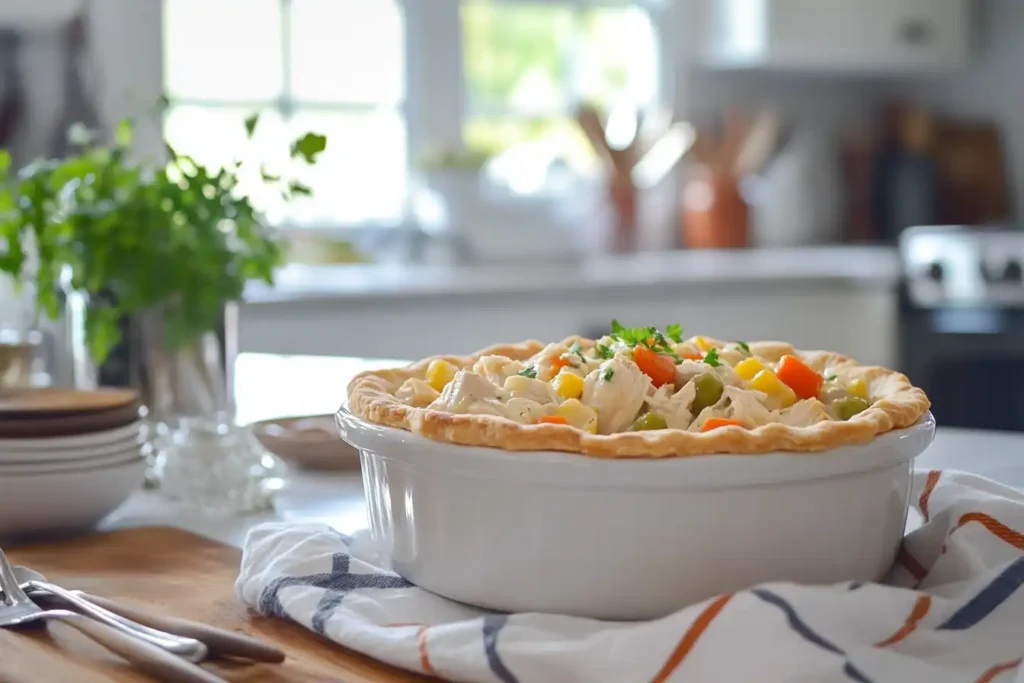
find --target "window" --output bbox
[161,0,668,231]
[461,1,659,174]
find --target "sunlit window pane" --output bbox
[164,106,289,218]
[289,0,405,105]
[464,116,595,171]
[461,1,573,115]
[461,1,658,161]
[164,0,283,101]
[286,111,407,225]
[577,6,657,108]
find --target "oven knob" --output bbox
[925,261,944,283]
[1004,259,1023,283]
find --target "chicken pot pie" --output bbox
[346,322,931,458]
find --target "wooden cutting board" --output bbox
[2,527,433,683]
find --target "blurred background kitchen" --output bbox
[0,0,1021,432]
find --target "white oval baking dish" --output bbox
[337,408,936,620]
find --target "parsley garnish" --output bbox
[595,344,614,360]
[602,368,615,381]
[608,320,683,363]
[825,373,838,383]
[735,341,751,355]
[569,341,583,357]
[610,319,657,346]
[518,366,537,379]
[666,323,684,343]
[703,348,722,367]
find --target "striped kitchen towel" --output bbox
[236,471,1024,682]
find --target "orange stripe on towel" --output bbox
[896,545,928,581]
[416,625,435,675]
[919,470,942,522]
[976,658,1022,683]
[651,593,733,683]
[954,512,1024,551]
[875,595,931,646]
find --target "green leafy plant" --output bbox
[0,114,326,363]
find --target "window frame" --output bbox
[156,0,676,238]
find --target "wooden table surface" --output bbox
[2,527,432,683]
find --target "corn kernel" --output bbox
[426,359,457,392]
[695,336,712,351]
[848,378,869,400]
[734,357,765,381]
[556,399,598,433]
[750,369,797,408]
[552,371,585,399]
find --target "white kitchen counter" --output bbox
[104,353,1024,549]
[245,246,900,305]
[237,247,902,366]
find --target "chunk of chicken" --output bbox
[721,386,774,426]
[428,370,550,424]
[646,382,697,430]
[675,358,744,389]
[526,343,572,381]
[395,378,440,408]
[687,386,774,432]
[429,370,502,414]
[774,399,831,427]
[472,355,526,387]
[583,357,652,434]
[503,374,560,406]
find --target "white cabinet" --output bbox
[695,0,971,72]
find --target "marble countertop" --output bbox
[244,246,900,305]
[103,353,1024,549]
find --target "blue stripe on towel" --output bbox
[752,589,871,683]
[938,556,1024,630]
[258,551,412,633]
[482,614,519,683]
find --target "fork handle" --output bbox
[60,613,227,683]
[80,592,285,663]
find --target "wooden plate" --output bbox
[0,388,139,416]
[251,414,360,471]
[0,402,142,439]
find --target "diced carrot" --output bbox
[633,345,676,387]
[538,415,569,425]
[701,418,745,432]
[683,352,704,360]
[551,356,569,372]
[776,354,824,400]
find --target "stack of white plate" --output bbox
[0,388,146,540]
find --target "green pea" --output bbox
[691,372,724,413]
[833,396,870,421]
[631,412,668,431]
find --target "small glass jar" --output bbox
[154,416,287,515]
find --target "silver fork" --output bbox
[0,548,225,683]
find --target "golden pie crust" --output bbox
[345,337,931,458]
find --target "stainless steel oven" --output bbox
[898,226,1024,432]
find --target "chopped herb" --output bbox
[595,344,614,360]
[602,368,615,381]
[610,319,658,347]
[569,341,583,356]
[825,373,838,383]
[703,348,722,367]
[608,320,682,362]
[735,341,751,355]
[518,366,538,379]
[666,323,684,343]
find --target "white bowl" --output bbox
[0,447,143,475]
[0,458,145,540]
[337,408,936,620]
[0,421,142,458]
